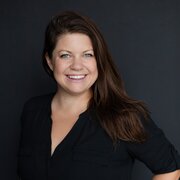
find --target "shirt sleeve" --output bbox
[125,117,180,174]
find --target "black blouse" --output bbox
[18,93,180,180]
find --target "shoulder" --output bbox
[23,92,55,112]
[20,92,55,126]
[124,117,180,174]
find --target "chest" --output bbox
[18,109,134,180]
[50,115,78,155]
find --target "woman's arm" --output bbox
[152,170,180,180]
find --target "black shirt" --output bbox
[18,93,180,180]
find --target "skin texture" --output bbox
[46,33,98,97]
[152,170,180,180]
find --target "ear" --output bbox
[45,53,54,71]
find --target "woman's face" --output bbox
[46,33,98,96]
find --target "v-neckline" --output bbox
[31,93,91,161]
[47,95,91,158]
[49,109,90,158]
[49,115,79,157]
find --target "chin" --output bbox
[66,89,91,96]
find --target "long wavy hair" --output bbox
[42,11,150,144]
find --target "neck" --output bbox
[52,89,92,116]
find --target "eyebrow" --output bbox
[83,49,94,53]
[58,49,94,53]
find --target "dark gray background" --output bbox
[0,0,179,179]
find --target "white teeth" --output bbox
[67,75,85,79]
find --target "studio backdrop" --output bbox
[0,0,179,179]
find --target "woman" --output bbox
[18,11,180,180]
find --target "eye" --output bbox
[60,54,71,59]
[84,53,94,58]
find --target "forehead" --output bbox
[54,33,93,52]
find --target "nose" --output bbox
[70,57,83,71]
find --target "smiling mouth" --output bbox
[66,75,87,80]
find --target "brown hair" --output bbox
[42,11,150,144]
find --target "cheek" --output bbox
[93,63,98,76]
[91,64,98,81]
[54,62,66,73]
[89,61,98,72]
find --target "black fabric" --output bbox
[17,93,180,180]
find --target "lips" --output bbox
[66,74,86,80]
